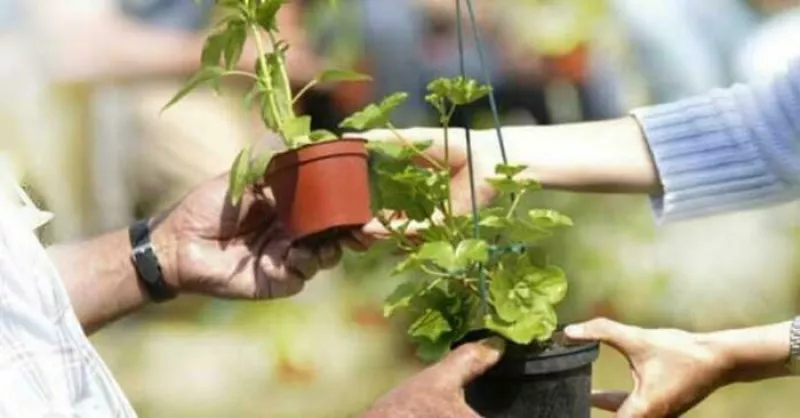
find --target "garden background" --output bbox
[2,0,800,416]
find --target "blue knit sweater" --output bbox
[632,59,800,222]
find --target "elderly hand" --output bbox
[364,338,505,418]
[152,173,369,300]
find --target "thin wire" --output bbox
[455,0,487,316]
[464,0,508,165]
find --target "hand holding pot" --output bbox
[564,318,732,418]
[151,173,368,300]
[364,338,505,418]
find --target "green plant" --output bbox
[164,0,377,204]
[369,76,574,361]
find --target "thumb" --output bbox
[564,318,642,355]
[436,338,505,387]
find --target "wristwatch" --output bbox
[129,219,177,303]
[788,316,800,374]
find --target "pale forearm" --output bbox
[704,321,793,385]
[502,117,663,194]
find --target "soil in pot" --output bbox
[265,138,372,246]
[455,329,600,418]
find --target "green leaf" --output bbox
[530,266,568,305]
[426,76,492,106]
[247,151,272,184]
[309,129,338,142]
[384,281,421,317]
[495,163,527,178]
[229,147,251,205]
[367,140,433,160]
[201,32,228,67]
[485,306,557,344]
[282,115,311,143]
[479,215,508,229]
[255,0,285,31]
[415,338,451,363]
[417,242,455,271]
[339,92,408,131]
[487,176,541,195]
[409,308,452,342]
[317,69,372,83]
[454,239,489,269]
[223,21,247,70]
[162,67,224,112]
[528,210,573,228]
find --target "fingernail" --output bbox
[564,325,584,338]
[481,337,506,353]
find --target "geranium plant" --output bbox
[368,76,574,361]
[164,0,407,243]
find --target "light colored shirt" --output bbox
[632,58,800,222]
[0,159,135,417]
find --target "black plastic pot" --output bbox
[456,329,600,418]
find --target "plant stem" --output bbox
[224,70,260,81]
[292,80,318,104]
[386,123,445,171]
[505,191,525,219]
[265,30,295,118]
[249,24,290,147]
[441,106,458,236]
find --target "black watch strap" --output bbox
[129,219,177,302]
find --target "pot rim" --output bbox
[266,138,369,177]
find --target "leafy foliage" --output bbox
[166,0,389,205]
[373,77,575,361]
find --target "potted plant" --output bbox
[368,76,599,417]
[163,0,407,245]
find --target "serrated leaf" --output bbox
[409,308,452,342]
[417,241,455,271]
[162,67,224,112]
[256,0,285,31]
[487,176,541,194]
[379,92,409,113]
[454,239,489,269]
[317,69,372,83]
[383,281,421,317]
[229,147,251,205]
[309,129,338,142]
[427,76,491,106]
[282,115,311,142]
[495,163,527,178]
[339,93,408,131]
[201,32,228,67]
[223,21,247,70]
[528,210,573,228]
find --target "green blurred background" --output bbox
[2,0,800,416]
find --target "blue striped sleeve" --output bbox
[631,60,800,223]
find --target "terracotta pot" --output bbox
[265,138,372,245]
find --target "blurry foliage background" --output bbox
[2,0,800,416]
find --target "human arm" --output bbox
[27,0,318,82]
[564,318,794,417]
[362,59,800,222]
[46,174,357,335]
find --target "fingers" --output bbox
[591,390,629,412]
[315,242,342,270]
[284,246,320,280]
[435,338,505,388]
[564,318,643,355]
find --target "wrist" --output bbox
[136,216,181,299]
[701,322,793,385]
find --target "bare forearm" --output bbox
[503,117,662,194]
[704,321,794,384]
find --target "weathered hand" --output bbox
[565,319,732,418]
[153,173,368,300]
[364,338,505,418]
